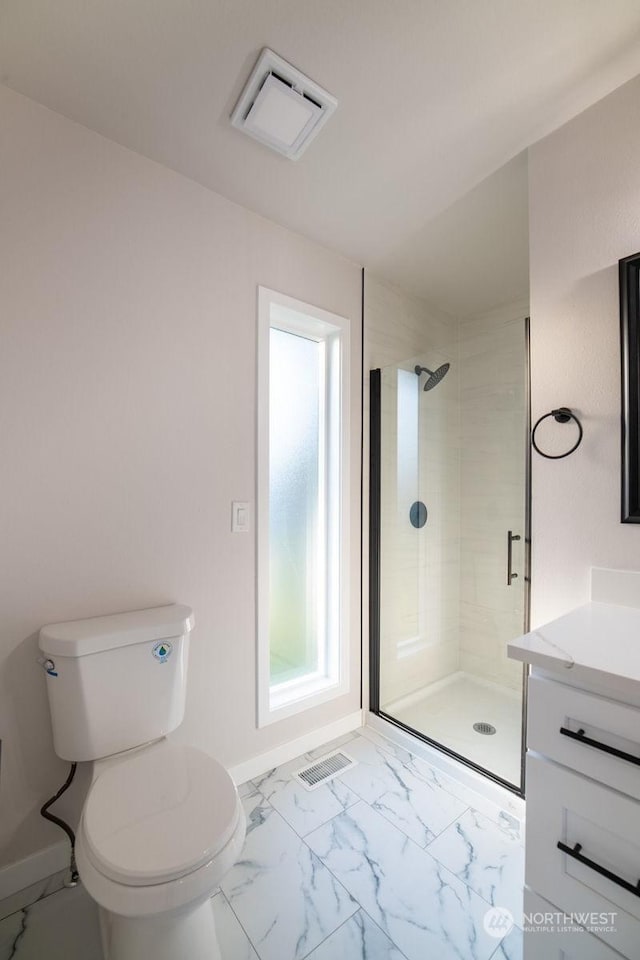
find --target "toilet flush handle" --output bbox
[37,656,58,676]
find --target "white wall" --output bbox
[0,86,362,867]
[529,73,640,628]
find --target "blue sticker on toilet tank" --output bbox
[152,641,172,663]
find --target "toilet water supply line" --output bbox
[40,763,79,887]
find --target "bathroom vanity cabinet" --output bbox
[508,568,640,960]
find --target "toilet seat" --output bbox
[82,741,240,887]
[76,807,246,919]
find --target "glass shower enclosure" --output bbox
[369,316,529,793]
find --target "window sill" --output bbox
[259,671,347,727]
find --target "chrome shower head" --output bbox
[414,362,450,391]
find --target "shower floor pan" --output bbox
[383,672,522,786]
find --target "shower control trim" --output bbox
[507,530,520,586]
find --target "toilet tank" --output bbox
[39,604,194,761]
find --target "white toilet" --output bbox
[39,604,245,960]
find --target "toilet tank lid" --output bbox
[39,604,194,657]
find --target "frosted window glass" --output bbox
[269,328,322,685]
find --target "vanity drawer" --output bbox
[523,889,624,959]
[528,675,640,800]
[526,754,640,959]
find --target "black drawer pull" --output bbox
[559,726,640,766]
[557,842,640,898]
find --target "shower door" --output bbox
[369,319,529,794]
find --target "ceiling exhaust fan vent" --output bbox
[230,48,338,160]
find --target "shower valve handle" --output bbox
[507,530,521,586]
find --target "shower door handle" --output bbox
[506,530,520,586]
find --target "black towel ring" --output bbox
[531,407,583,459]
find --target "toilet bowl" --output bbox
[39,605,245,960]
[75,739,246,960]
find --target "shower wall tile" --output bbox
[367,276,527,714]
[380,640,459,707]
[368,276,461,710]
[365,282,456,369]
[458,302,528,689]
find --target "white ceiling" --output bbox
[2,0,640,311]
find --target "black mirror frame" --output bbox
[620,250,640,523]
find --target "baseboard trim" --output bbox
[229,710,364,785]
[0,839,68,904]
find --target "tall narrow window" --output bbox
[257,288,349,726]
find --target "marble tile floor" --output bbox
[0,727,524,960]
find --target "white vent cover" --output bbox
[293,750,356,791]
[231,48,338,160]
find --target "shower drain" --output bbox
[473,722,497,736]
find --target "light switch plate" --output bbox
[232,501,250,533]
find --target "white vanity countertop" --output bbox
[508,601,640,694]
